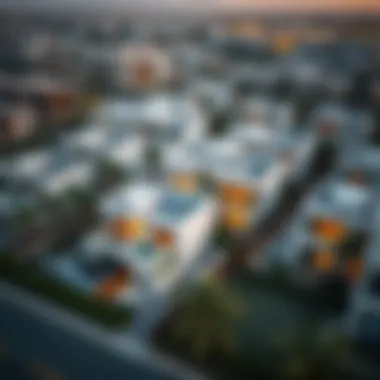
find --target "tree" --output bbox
[337,231,367,282]
[62,186,94,208]
[95,159,126,190]
[210,112,229,136]
[337,232,367,262]
[278,325,350,380]
[172,277,244,359]
[13,206,38,229]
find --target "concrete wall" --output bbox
[176,198,218,264]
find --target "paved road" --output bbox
[0,282,208,380]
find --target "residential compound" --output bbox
[1,12,380,380]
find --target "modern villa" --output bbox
[270,176,377,284]
[50,183,220,304]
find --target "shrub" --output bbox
[0,254,131,330]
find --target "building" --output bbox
[213,151,290,234]
[6,149,96,197]
[37,159,96,197]
[65,183,219,304]
[163,138,244,195]
[311,102,373,151]
[268,176,377,284]
[117,44,173,91]
[336,147,380,191]
[62,125,109,157]
[232,63,280,96]
[231,95,296,134]
[93,94,207,146]
[0,102,37,148]
[64,125,146,174]
[189,77,234,115]
[6,148,53,186]
[11,74,80,125]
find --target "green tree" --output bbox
[210,112,229,136]
[172,277,244,359]
[278,325,350,380]
[337,232,367,262]
[13,206,38,229]
[95,159,126,190]
[62,186,94,208]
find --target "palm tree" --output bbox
[278,325,350,380]
[172,277,244,359]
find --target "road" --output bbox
[0,281,207,380]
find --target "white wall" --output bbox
[175,199,218,264]
[260,160,288,198]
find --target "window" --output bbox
[219,182,257,206]
[313,250,336,273]
[170,173,199,193]
[95,267,132,300]
[222,205,251,232]
[312,217,348,244]
[153,227,174,251]
[109,218,146,241]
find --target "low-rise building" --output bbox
[311,103,373,150]
[93,94,207,145]
[0,102,37,148]
[117,44,173,91]
[213,151,290,234]
[6,149,96,197]
[267,176,377,284]
[74,183,218,303]
[163,138,244,195]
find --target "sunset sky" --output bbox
[2,0,380,14]
[220,0,380,13]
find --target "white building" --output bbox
[336,146,380,191]
[38,159,96,197]
[311,103,373,151]
[79,183,218,303]
[237,96,296,131]
[265,176,377,283]
[8,148,96,197]
[7,148,53,185]
[163,137,244,194]
[93,94,207,145]
[212,150,290,234]
[189,77,233,114]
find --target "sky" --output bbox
[222,0,380,13]
[2,0,380,14]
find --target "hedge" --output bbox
[232,269,348,313]
[0,254,132,330]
